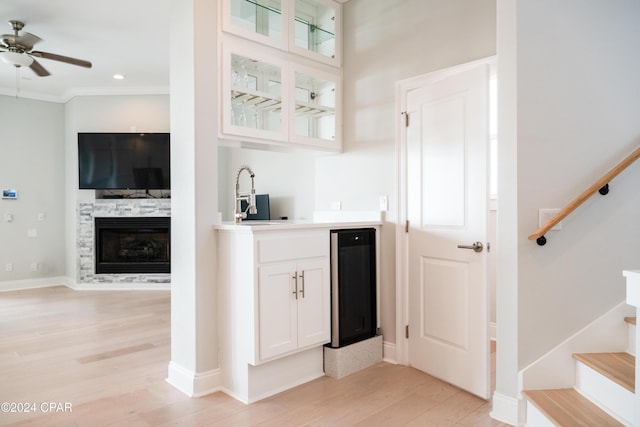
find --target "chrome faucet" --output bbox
[234,164,257,223]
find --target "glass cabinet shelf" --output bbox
[295,101,335,118]
[294,17,335,44]
[229,0,284,43]
[232,88,281,110]
[230,88,335,119]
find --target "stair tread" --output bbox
[523,388,623,427]
[572,352,635,393]
[624,316,636,326]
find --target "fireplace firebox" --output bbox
[95,217,170,274]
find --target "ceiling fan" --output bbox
[0,20,92,76]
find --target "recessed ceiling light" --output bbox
[113,74,125,80]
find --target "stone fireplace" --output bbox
[78,199,171,285]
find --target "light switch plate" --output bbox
[379,195,388,212]
[539,208,562,230]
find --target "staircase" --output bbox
[522,270,640,426]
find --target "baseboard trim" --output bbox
[0,276,69,292]
[490,391,522,426]
[382,340,397,364]
[166,361,222,398]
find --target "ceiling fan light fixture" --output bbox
[0,51,33,67]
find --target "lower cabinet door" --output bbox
[257,258,330,361]
[296,259,331,349]
[258,262,298,360]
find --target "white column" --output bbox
[491,0,523,425]
[623,270,640,427]
[167,0,221,396]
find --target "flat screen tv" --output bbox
[78,133,170,190]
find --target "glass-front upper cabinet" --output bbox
[292,66,340,148]
[222,44,288,142]
[223,0,341,67]
[290,0,340,66]
[221,41,341,150]
[224,0,285,48]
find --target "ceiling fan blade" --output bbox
[29,58,50,77]
[30,50,92,68]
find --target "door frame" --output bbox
[394,56,496,366]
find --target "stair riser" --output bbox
[575,362,634,426]
[525,401,557,427]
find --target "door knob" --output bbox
[457,241,483,253]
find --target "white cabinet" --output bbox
[255,231,330,361]
[218,227,330,402]
[219,228,330,363]
[258,258,329,359]
[221,39,341,151]
[220,0,342,151]
[222,0,341,67]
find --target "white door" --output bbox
[405,61,490,399]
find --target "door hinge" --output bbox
[405,220,410,233]
[405,324,409,339]
[401,111,409,127]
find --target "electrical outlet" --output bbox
[27,229,38,238]
[30,262,38,272]
[5,263,12,272]
[539,208,562,230]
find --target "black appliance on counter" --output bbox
[240,194,270,220]
[330,228,377,348]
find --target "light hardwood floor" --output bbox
[0,286,508,426]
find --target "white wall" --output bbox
[217,146,317,221]
[325,0,497,346]
[0,96,65,285]
[64,95,170,283]
[515,0,640,368]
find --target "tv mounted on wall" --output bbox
[78,133,170,190]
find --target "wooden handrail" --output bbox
[529,145,640,245]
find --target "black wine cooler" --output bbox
[330,228,377,348]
